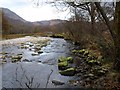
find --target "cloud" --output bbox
[0,0,70,21]
[16,5,60,21]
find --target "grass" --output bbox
[2,33,47,40]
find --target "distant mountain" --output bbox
[2,8,25,22]
[33,19,66,26]
[1,8,67,35]
[2,8,35,34]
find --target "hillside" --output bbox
[1,8,67,35]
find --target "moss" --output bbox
[58,61,68,70]
[72,50,78,53]
[59,68,75,76]
[79,49,85,54]
[58,57,66,62]
[72,49,86,54]
[86,59,101,66]
[66,57,73,63]
[58,56,73,63]
[49,34,64,38]
[84,50,89,56]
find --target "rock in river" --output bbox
[52,80,65,85]
[58,61,68,70]
[59,68,75,76]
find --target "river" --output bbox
[1,37,80,88]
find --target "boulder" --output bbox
[59,68,75,76]
[31,53,39,56]
[58,61,68,70]
[37,51,43,54]
[58,57,73,63]
[52,80,65,85]
[66,57,73,63]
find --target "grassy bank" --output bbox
[2,33,47,40]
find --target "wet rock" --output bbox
[66,57,73,63]
[1,52,8,55]
[59,68,75,76]
[21,44,30,49]
[11,59,20,63]
[0,55,6,59]
[58,57,73,63]
[52,80,65,85]
[11,55,22,63]
[37,60,41,62]
[22,59,31,62]
[2,60,7,63]
[31,53,39,56]
[34,47,41,50]
[41,43,47,47]
[37,51,43,54]
[58,57,66,62]
[17,53,22,55]
[11,55,22,60]
[86,59,101,66]
[84,50,89,56]
[58,61,68,70]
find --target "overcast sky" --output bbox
[0,0,70,22]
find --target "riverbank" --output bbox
[1,36,120,89]
[0,36,50,45]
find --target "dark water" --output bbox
[1,38,79,88]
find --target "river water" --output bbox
[1,38,80,88]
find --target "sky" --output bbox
[0,0,70,22]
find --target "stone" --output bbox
[58,57,66,62]
[11,55,22,63]
[22,59,30,62]
[58,56,73,63]
[2,60,7,63]
[58,61,68,70]
[79,49,85,54]
[52,80,65,85]
[31,53,39,56]
[59,68,75,76]
[84,50,89,56]
[11,55,22,60]
[86,59,101,66]
[11,59,20,63]
[37,51,43,54]
[66,57,73,63]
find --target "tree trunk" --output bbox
[94,2,116,38]
[95,2,120,71]
[114,1,120,70]
[91,3,95,32]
